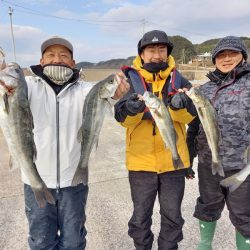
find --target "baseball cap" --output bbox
[41,36,73,55]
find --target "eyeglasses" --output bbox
[216,51,241,60]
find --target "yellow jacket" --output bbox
[116,55,195,173]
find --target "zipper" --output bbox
[56,97,60,194]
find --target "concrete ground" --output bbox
[0,114,236,250]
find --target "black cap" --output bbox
[137,30,173,55]
[212,36,248,64]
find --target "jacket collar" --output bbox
[207,62,250,84]
[132,55,176,83]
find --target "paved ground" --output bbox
[0,114,236,250]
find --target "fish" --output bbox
[71,74,119,186]
[0,62,55,208]
[142,91,184,169]
[0,47,6,70]
[220,147,250,192]
[186,87,224,177]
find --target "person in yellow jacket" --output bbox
[114,30,196,250]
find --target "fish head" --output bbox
[99,74,119,98]
[0,62,23,91]
[143,91,161,110]
[186,87,206,107]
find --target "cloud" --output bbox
[0,24,46,66]
[87,0,250,43]
[52,9,81,19]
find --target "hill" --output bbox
[76,36,250,69]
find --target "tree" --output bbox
[169,35,197,64]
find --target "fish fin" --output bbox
[3,93,9,114]
[9,156,19,170]
[220,176,242,193]
[71,167,88,186]
[172,156,185,169]
[212,162,225,177]
[33,186,55,208]
[94,138,99,151]
[77,126,83,142]
[32,141,37,161]
[154,109,163,118]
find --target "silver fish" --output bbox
[143,91,184,169]
[186,87,224,177]
[220,147,250,192]
[72,74,119,186]
[0,47,6,70]
[0,62,55,207]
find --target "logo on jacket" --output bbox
[227,90,243,95]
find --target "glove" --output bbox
[170,92,197,116]
[125,93,146,114]
[170,92,190,109]
[185,166,195,179]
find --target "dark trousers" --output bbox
[24,183,89,250]
[128,170,186,250]
[194,163,250,238]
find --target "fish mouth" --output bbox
[0,79,16,95]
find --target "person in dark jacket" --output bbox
[187,36,250,250]
[114,30,196,250]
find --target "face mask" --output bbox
[43,64,73,85]
[142,62,168,74]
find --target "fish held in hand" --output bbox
[220,147,250,192]
[142,91,184,169]
[186,87,224,177]
[72,74,119,186]
[0,62,55,207]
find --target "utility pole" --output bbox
[182,48,185,65]
[8,7,16,62]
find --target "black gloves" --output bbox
[170,92,190,109]
[185,167,195,179]
[170,92,197,116]
[125,93,146,115]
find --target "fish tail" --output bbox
[33,186,55,208]
[172,156,185,170]
[220,176,242,193]
[71,167,88,186]
[212,162,225,177]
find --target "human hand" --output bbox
[185,166,195,180]
[126,93,146,114]
[170,88,197,116]
[170,88,191,110]
[112,72,130,100]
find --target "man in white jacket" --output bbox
[23,36,129,250]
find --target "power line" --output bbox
[1,0,142,24]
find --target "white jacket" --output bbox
[22,74,93,188]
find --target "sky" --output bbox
[0,0,250,67]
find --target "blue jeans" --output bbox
[24,183,89,250]
[128,170,186,250]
